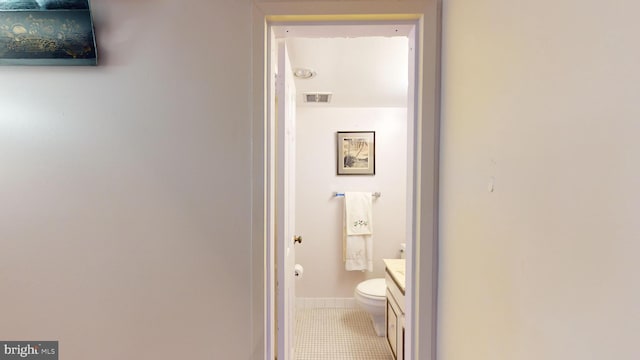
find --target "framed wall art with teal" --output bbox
[0,0,97,65]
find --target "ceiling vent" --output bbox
[303,93,332,103]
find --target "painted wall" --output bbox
[295,107,407,297]
[5,0,638,358]
[0,0,255,359]
[439,1,640,359]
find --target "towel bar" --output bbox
[333,192,381,198]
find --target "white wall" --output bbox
[0,1,255,359]
[295,107,407,297]
[440,1,640,359]
[9,0,638,358]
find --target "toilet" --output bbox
[354,278,387,336]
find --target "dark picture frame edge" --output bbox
[0,0,97,66]
[336,131,375,176]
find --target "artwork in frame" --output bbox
[337,131,375,175]
[0,0,97,65]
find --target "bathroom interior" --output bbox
[280,25,412,359]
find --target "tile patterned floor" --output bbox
[295,308,394,360]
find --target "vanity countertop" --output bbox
[383,259,406,293]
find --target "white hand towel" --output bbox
[345,192,373,235]
[343,192,373,271]
[344,234,373,271]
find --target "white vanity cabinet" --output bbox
[384,260,405,360]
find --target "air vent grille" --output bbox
[303,93,332,103]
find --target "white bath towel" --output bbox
[343,192,373,271]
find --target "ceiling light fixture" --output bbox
[293,68,316,79]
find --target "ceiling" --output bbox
[277,24,411,108]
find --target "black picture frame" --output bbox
[0,0,97,66]
[337,131,375,175]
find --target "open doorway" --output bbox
[269,21,418,360]
[251,5,441,360]
[283,26,412,360]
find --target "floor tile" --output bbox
[295,308,393,360]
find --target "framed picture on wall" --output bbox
[337,131,375,175]
[0,0,97,65]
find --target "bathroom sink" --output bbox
[382,259,406,292]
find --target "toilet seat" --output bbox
[355,278,386,300]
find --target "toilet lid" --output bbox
[356,278,386,298]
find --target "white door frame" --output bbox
[250,2,441,360]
